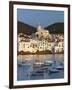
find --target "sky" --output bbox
[17,9,64,28]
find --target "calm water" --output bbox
[17,54,64,81]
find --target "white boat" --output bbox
[33,62,44,68]
[44,60,54,66]
[45,60,54,63]
[41,66,48,70]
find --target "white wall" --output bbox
[0,0,72,90]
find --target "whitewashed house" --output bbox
[37,40,48,51]
[47,42,55,51]
[55,41,64,53]
[18,39,38,53]
[18,40,31,52]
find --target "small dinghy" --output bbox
[56,66,64,70]
[54,61,64,70]
[49,68,59,73]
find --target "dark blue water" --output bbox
[17,54,64,81]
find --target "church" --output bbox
[35,24,51,40]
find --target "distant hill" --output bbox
[17,21,36,35]
[18,21,64,35]
[45,22,64,34]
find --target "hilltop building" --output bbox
[35,24,51,40]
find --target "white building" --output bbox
[18,39,38,53]
[18,40,31,52]
[37,40,48,51]
[47,42,55,51]
[55,41,64,53]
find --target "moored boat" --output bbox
[48,68,59,73]
[55,65,64,70]
[44,60,53,66]
[33,62,44,68]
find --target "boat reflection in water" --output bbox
[17,54,64,81]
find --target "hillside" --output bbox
[45,22,64,34]
[17,21,36,35]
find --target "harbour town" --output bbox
[18,24,64,54]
